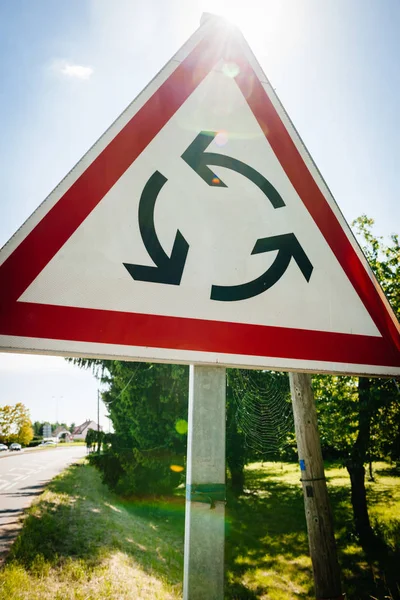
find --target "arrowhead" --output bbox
[182,131,286,208]
[211,233,313,302]
[124,230,189,285]
[181,131,228,187]
[252,233,313,281]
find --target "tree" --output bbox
[85,428,97,452]
[19,421,34,446]
[73,360,189,496]
[353,216,399,316]
[33,421,42,437]
[50,422,68,432]
[73,357,294,497]
[0,403,34,446]
[226,372,248,495]
[314,216,400,545]
[349,217,399,544]
[313,375,359,458]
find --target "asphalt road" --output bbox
[0,446,86,561]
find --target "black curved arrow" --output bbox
[181,131,285,209]
[211,233,313,302]
[123,171,189,285]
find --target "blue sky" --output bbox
[0,0,399,425]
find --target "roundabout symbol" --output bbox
[124,131,313,301]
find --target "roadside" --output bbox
[0,462,183,600]
[0,446,86,563]
[0,461,398,599]
[0,443,86,460]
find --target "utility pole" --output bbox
[289,372,344,600]
[183,366,226,600]
[97,389,101,454]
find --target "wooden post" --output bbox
[289,372,344,600]
[97,389,101,453]
[183,365,226,600]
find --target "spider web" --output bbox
[230,369,293,456]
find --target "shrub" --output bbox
[88,444,184,497]
[28,438,42,448]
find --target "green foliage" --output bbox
[352,215,400,318]
[85,428,106,454]
[314,216,399,464]
[314,370,399,464]
[32,421,71,438]
[88,451,124,489]
[313,375,359,458]
[312,217,399,541]
[78,361,293,497]
[355,215,400,465]
[85,427,97,449]
[226,369,295,492]
[28,437,43,448]
[369,378,400,463]
[81,361,189,496]
[226,373,248,494]
[32,421,42,437]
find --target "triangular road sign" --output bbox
[0,16,399,376]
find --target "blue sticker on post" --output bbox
[299,459,306,471]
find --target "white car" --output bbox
[39,441,57,446]
[0,444,8,452]
[9,443,22,451]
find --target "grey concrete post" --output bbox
[183,365,226,600]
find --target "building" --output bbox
[71,420,102,441]
[53,426,71,441]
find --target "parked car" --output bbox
[0,444,8,452]
[39,441,57,446]
[9,443,22,451]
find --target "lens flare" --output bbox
[170,464,184,473]
[222,62,240,78]
[175,419,188,434]
[214,130,228,147]
[239,72,255,99]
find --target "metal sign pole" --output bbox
[289,372,344,599]
[183,365,226,600]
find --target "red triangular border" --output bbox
[0,25,399,370]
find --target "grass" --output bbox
[31,442,86,449]
[17,442,86,454]
[0,463,183,600]
[226,462,400,599]
[0,461,399,599]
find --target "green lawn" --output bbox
[226,462,400,599]
[0,461,398,599]
[24,442,86,453]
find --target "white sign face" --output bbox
[0,18,399,376]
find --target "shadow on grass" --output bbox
[225,465,400,599]
[375,466,400,478]
[5,462,400,599]
[225,480,311,599]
